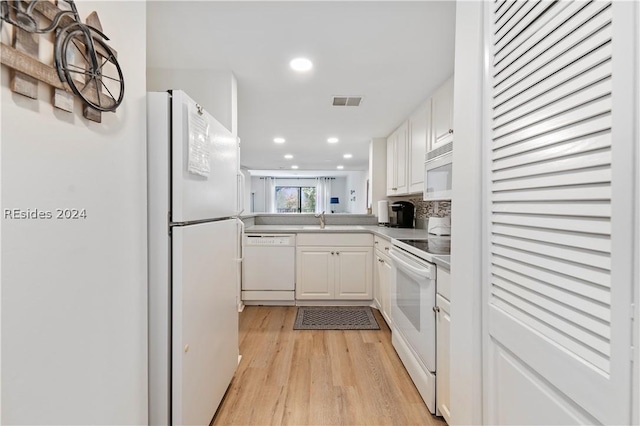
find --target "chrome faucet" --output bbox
[315,211,326,229]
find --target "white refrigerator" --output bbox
[147,90,241,426]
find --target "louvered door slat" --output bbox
[492,200,610,217]
[494,0,540,45]
[492,184,611,202]
[493,79,611,140]
[492,276,610,339]
[493,116,610,159]
[494,1,553,56]
[493,98,611,149]
[495,40,611,113]
[491,292,610,372]
[494,12,611,99]
[494,0,527,36]
[494,19,612,103]
[492,212,610,234]
[493,132,610,170]
[492,234,610,269]
[492,223,611,252]
[494,1,585,71]
[493,149,611,181]
[492,255,610,303]
[491,265,610,321]
[495,0,508,16]
[495,1,517,26]
[492,245,609,286]
[486,1,634,422]
[495,2,611,83]
[492,168,611,192]
[493,73,611,131]
[495,56,612,119]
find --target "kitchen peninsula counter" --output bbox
[243,224,451,268]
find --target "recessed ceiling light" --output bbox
[343,153,353,159]
[290,57,313,72]
[273,137,285,144]
[337,165,344,170]
[327,137,339,144]
[291,165,299,169]
[284,154,293,159]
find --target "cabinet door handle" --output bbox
[331,251,335,255]
[392,187,398,191]
[384,247,389,251]
[375,241,379,245]
[336,252,340,255]
[433,306,440,313]
[448,129,454,134]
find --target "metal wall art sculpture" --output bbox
[0,0,124,122]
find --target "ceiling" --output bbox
[147,1,456,173]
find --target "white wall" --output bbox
[369,137,387,216]
[250,176,265,213]
[634,2,640,423]
[346,171,368,213]
[147,68,238,135]
[449,1,483,425]
[1,2,148,424]
[239,167,251,215]
[329,178,346,213]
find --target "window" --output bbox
[275,186,316,213]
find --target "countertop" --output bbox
[244,224,451,269]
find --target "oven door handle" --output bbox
[388,249,435,280]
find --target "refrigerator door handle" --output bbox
[237,171,246,215]
[236,218,244,262]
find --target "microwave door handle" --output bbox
[388,250,433,280]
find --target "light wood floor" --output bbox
[212,306,446,426]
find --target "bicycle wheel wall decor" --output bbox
[0,1,125,122]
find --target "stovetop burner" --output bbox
[397,238,451,255]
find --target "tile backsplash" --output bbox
[408,198,451,219]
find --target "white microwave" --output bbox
[424,145,453,201]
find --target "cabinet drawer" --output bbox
[437,267,451,301]
[374,235,392,256]
[297,233,373,247]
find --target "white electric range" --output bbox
[387,236,450,414]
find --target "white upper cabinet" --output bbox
[386,132,395,195]
[408,101,430,193]
[386,122,408,196]
[384,76,453,197]
[430,76,454,151]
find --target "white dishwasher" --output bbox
[242,234,296,305]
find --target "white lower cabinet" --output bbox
[374,252,382,309]
[296,233,373,300]
[335,248,373,299]
[296,248,334,299]
[436,268,451,424]
[373,236,393,324]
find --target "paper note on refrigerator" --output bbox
[187,105,211,177]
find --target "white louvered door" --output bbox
[484,1,636,424]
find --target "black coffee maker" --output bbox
[390,201,415,228]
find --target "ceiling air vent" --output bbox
[332,96,363,107]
